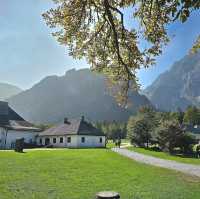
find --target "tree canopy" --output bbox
[95,121,127,140]
[184,106,200,125]
[43,0,200,105]
[127,106,157,147]
[127,107,197,154]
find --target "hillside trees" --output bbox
[178,133,197,154]
[157,120,183,153]
[95,121,127,140]
[43,0,200,104]
[127,115,151,147]
[157,120,196,154]
[183,106,200,125]
[127,106,157,147]
[170,109,185,125]
[128,107,197,154]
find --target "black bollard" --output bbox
[15,138,24,153]
[96,191,120,199]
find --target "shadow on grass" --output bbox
[15,151,27,154]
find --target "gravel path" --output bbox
[112,148,200,177]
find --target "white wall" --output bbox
[2,130,38,149]
[77,135,105,148]
[66,135,78,148]
[37,135,106,148]
[0,128,106,149]
[0,127,6,149]
[37,135,78,148]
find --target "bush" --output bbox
[178,133,197,155]
[149,146,161,152]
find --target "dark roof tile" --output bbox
[0,101,40,132]
[39,118,105,136]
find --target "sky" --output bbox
[0,0,199,90]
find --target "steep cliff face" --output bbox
[8,69,151,123]
[144,52,200,111]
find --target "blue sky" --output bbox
[0,0,199,90]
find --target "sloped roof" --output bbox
[183,124,200,134]
[39,118,105,136]
[0,101,40,132]
[5,119,41,131]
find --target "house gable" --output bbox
[39,117,104,137]
[0,101,40,132]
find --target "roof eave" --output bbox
[5,126,41,132]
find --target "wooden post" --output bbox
[96,191,120,199]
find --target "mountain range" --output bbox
[3,51,200,122]
[144,51,200,111]
[0,83,22,100]
[8,69,151,123]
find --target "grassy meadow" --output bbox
[0,149,200,199]
[127,147,200,165]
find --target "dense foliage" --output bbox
[127,106,157,147]
[43,0,200,105]
[127,106,199,154]
[95,121,127,140]
[156,120,196,154]
[184,106,200,125]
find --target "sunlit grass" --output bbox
[0,149,200,199]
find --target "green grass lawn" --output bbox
[127,147,200,165]
[0,149,200,199]
[106,140,116,148]
[106,139,130,148]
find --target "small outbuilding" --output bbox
[37,117,106,148]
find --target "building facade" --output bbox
[0,101,40,149]
[0,101,106,149]
[37,117,106,148]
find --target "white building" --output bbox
[0,101,40,149]
[37,117,106,148]
[0,101,105,149]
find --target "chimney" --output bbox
[0,101,9,125]
[81,116,84,122]
[64,117,69,124]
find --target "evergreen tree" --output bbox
[156,119,196,154]
[127,106,157,147]
[184,106,200,125]
[157,120,183,153]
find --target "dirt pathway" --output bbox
[112,148,200,178]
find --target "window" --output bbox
[67,137,71,143]
[81,137,85,143]
[60,137,63,143]
[39,138,42,144]
[45,138,50,145]
[53,138,56,144]
[99,137,103,143]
